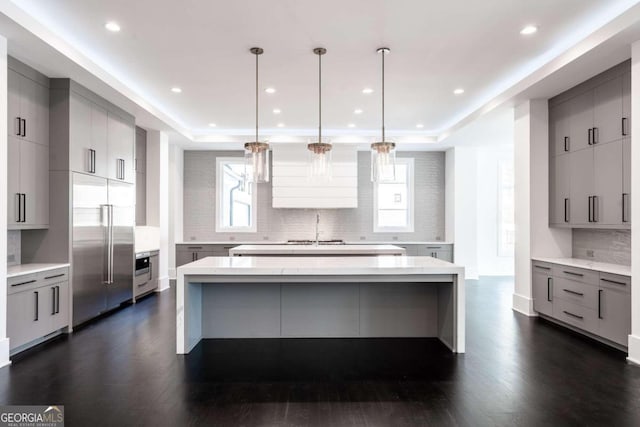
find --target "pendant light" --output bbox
[371,47,396,183]
[244,47,270,183]
[308,47,332,180]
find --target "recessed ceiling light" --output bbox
[208,123,216,127]
[171,87,182,93]
[348,123,356,128]
[453,88,465,95]
[354,109,363,114]
[277,123,285,127]
[362,88,374,94]
[520,25,538,35]
[265,87,276,94]
[273,108,281,114]
[105,21,121,32]
[416,124,424,129]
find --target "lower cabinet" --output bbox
[175,244,237,267]
[134,251,159,298]
[532,261,630,348]
[7,268,69,353]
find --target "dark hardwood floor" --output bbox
[1,277,639,426]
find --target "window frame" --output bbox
[215,157,258,233]
[373,157,415,233]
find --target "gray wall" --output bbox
[572,229,631,265]
[7,230,20,266]
[183,150,446,242]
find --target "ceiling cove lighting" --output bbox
[244,47,270,183]
[371,47,396,183]
[308,47,332,180]
[520,25,538,35]
[105,21,121,32]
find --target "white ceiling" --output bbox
[5,0,640,145]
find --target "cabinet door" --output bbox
[135,127,146,174]
[69,93,94,174]
[623,72,631,138]
[150,254,159,287]
[91,104,108,177]
[435,250,453,262]
[7,69,21,138]
[593,141,623,225]
[598,288,630,346]
[7,136,21,227]
[176,251,193,267]
[532,273,553,316]
[550,102,571,155]
[623,138,631,224]
[569,91,594,152]
[593,77,623,145]
[136,171,146,225]
[20,141,49,227]
[195,251,215,261]
[550,153,571,225]
[49,281,69,332]
[22,78,49,146]
[107,112,135,183]
[569,148,594,225]
[8,289,48,349]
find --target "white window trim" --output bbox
[373,157,415,233]
[215,157,258,233]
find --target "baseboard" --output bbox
[156,276,171,292]
[627,334,640,365]
[512,292,537,317]
[0,337,11,369]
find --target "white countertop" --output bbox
[177,241,453,245]
[532,257,630,276]
[136,248,160,255]
[229,244,406,256]
[177,255,463,276]
[7,263,70,278]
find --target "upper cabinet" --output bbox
[50,79,135,184]
[135,126,147,226]
[549,60,630,229]
[7,58,50,230]
[271,144,358,208]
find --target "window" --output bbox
[497,159,514,257]
[373,158,414,232]
[215,158,257,232]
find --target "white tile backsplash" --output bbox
[572,229,630,265]
[7,230,21,266]
[183,151,446,242]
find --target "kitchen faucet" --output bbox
[315,213,320,246]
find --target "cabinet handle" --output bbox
[56,286,60,314]
[21,193,26,223]
[51,287,56,315]
[89,149,96,173]
[15,193,21,223]
[15,117,21,136]
[622,193,629,223]
[598,289,603,320]
[588,128,593,145]
[564,198,569,223]
[534,265,551,270]
[149,261,153,281]
[622,118,628,136]
[600,278,627,287]
[11,279,36,287]
[564,136,569,152]
[34,291,39,321]
[592,195,598,222]
[547,277,552,302]
[562,289,584,297]
[44,273,65,280]
[563,310,583,320]
[563,271,584,277]
[187,246,204,250]
[588,196,593,222]
[592,127,598,144]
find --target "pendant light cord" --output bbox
[255,51,259,142]
[318,50,322,144]
[381,49,385,143]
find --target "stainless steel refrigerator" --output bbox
[72,172,134,326]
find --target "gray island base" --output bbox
[176,256,465,354]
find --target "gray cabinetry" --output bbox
[593,76,623,145]
[532,263,553,316]
[550,102,570,155]
[531,261,630,349]
[69,93,108,177]
[7,267,69,354]
[568,91,593,152]
[569,148,594,225]
[623,138,631,223]
[135,127,147,226]
[550,153,570,225]
[176,244,238,267]
[593,140,623,225]
[134,251,159,299]
[8,64,49,146]
[417,244,453,262]
[107,112,135,183]
[623,72,631,137]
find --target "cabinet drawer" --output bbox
[553,277,598,309]
[8,273,39,295]
[177,244,214,252]
[553,298,598,334]
[532,261,554,273]
[135,279,157,298]
[555,266,598,286]
[599,272,630,293]
[39,268,69,287]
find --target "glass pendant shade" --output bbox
[371,141,396,182]
[244,142,270,183]
[308,141,332,181]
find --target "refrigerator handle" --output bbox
[102,204,111,284]
[110,205,115,284]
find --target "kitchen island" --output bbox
[229,244,406,256]
[177,256,465,354]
